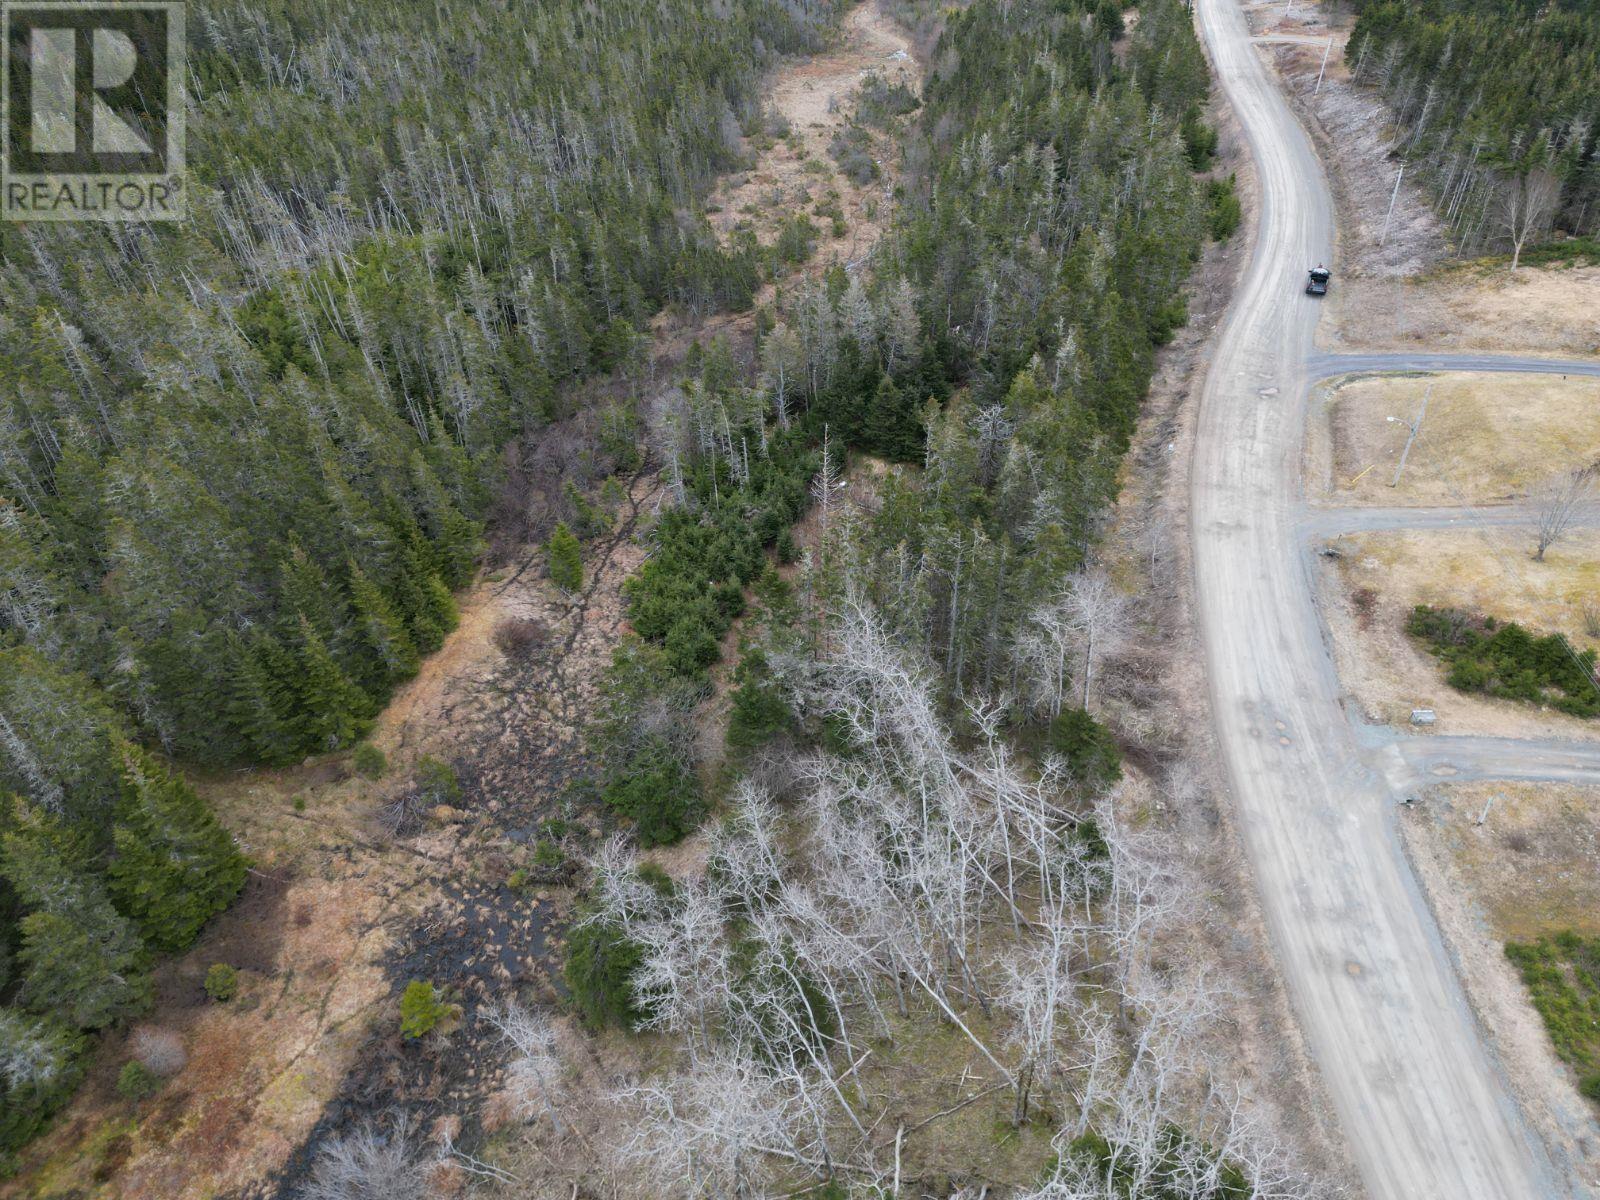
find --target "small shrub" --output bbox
[129,1027,187,1077]
[603,740,705,846]
[494,616,549,660]
[1047,709,1123,789]
[399,981,456,1040]
[414,756,461,805]
[1181,108,1218,170]
[116,1061,162,1102]
[775,214,818,266]
[1351,586,1378,630]
[857,72,919,126]
[204,964,239,1002]
[292,796,307,813]
[828,125,879,185]
[727,647,794,753]
[352,743,388,780]
[636,862,676,896]
[1207,174,1241,240]
[1407,606,1600,718]
[1506,932,1600,1104]
[533,839,565,869]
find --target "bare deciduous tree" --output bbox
[1499,167,1561,271]
[483,1001,565,1134]
[1042,569,1133,711]
[298,1116,432,1200]
[611,1054,798,1200]
[1531,464,1596,561]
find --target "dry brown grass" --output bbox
[1425,782,1600,944]
[1314,372,1600,505]
[1324,263,1600,359]
[1322,528,1600,738]
[1400,783,1600,1170]
[1340,527,1600,648]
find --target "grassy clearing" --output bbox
[1504,932,1600,1102]
[1337,528,1600,653]
[1322,372,1600,506]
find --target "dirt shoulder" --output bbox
[1401,782,1600,1192]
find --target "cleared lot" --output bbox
[1324,263,1600,361]
[1323,528,1600,737]
[1310,371,1600,507]
[1402,782,1600,1186]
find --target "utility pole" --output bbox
[1379,164,1405,247]
[1315,38,1333,94]
[1476,794,1501,827]
[1387,382,1433,487]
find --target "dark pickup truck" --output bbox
[1306,265,1331,296]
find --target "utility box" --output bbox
[1410,709,1437,726]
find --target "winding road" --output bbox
[1189,0,1572,1195]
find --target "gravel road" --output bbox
[1311,353,1600,380]
[1190,1,1562,1195]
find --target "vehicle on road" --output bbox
[1306,265,1330,296]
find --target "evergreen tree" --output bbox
[548,522,584,592]
[224,633,301,765]
[1,801,150,1029]
[726,647,794,753]
[278,538,349,650]
[292,620,373,753]
[347,561,419,691]
[0,1007,85,1156]
[106,743,249,952]
[859,373,924,462]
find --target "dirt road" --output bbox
[1190,0,1563,1195]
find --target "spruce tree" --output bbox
[548,522,583,592]
[224,633,300,764]
[1,801,150,1029]
[292,619,373,753]
[347,561,419,691]
[860,373,922,462]
[0,1007,86,1154]
[107,743,248,952]
[278,537,348,649]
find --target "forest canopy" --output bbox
[1351,0,1600,248]
[0,0,841,1163]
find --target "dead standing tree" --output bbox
[1530,464,1596,561]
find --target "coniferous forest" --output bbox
[0,0,838,1160]
[1350,0,1600,249]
